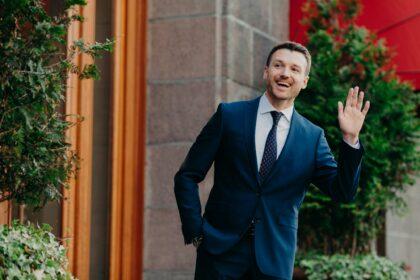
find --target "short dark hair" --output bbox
[265,41,311,76]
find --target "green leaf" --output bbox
[65,0,87,9]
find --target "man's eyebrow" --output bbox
[272,59,303,69]
[272,59,284,63]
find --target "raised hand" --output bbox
[338,86,370,145]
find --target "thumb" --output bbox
[338,101,344,118]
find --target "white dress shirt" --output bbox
[255,93,359,171]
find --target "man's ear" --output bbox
[302,75,309,89]
[263,66,268,80]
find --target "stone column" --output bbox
[144,1,289,278]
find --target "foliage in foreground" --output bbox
[0,221,75,279]
[0,0,113,208]
[295,252,409,280]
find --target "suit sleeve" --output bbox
[174,103,224,244]
[311,129,364,203]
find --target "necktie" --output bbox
[259,111,282,180]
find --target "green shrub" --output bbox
[0,221,75,279]
[0,0,113,208]
[296,0,419,254]
[295,253,409,280]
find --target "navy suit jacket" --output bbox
[174,96,363,279]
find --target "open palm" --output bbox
[338,86,370,144]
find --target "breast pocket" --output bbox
[224,129,246,146]
[221,130,247,160]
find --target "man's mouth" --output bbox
[275,81,291,88]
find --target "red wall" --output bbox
[290,0,420,89]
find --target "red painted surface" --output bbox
[289,0,420,89]
[289,0,306,44]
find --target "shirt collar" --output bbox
[259,92,294,123]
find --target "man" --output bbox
[174,41,370,279]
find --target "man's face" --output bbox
[263,49,309,104]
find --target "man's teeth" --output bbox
[276,82,290,88]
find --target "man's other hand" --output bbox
[338,86,370,145]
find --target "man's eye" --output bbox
[292,68,300,72]
[274,64,280,68]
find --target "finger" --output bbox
[352,86,359,107]
[338,101,344,117]
[362,100,370,116]
[345,88,353,109]
[357,91,364,110]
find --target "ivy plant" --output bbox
[0,221,76,279]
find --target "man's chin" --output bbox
[269,91,289,100]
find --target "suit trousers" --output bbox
[194,230,285,280]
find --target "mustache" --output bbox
[274,78,292,83]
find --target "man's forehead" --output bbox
[271,49,307,68]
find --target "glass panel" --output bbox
[90,0,113,277]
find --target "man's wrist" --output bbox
[342,136,360,149]
[342,134,359,145]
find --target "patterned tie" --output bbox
[259,111,282,180]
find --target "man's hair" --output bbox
[265,41,311,76]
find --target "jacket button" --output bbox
[256,191,261,197]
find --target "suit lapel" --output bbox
[263,108,303,185]
[245,97,261,187]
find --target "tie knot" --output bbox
[270,111,282,126]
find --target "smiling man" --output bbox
[174,41,370,280]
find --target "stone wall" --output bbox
[386,177,420,279]
[144,0,289,278]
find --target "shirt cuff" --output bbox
[343,138,360,149]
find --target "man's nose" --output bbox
[280,67,291,77]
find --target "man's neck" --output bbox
[265,92,295,111]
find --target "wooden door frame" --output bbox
[62,2,96,279]
[0,202,11,225]
[109,0,147,278]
